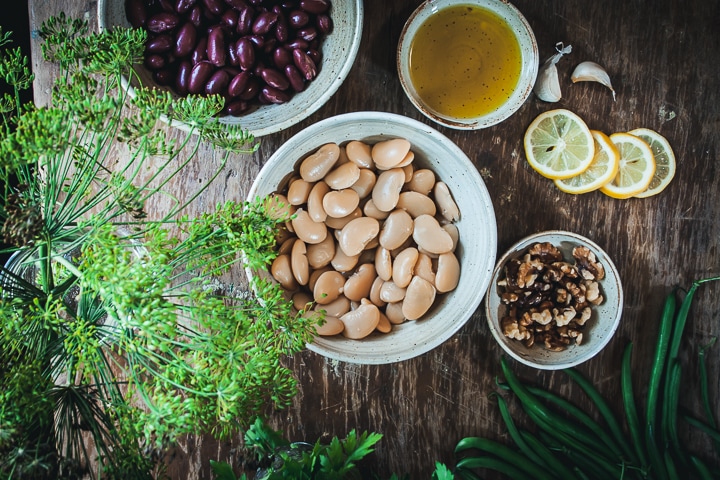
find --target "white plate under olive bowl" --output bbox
[97,0,363,137]
[247,111,497,364]
[397,0,538,130]
[485,231,623,370]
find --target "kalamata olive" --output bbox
[288,9,309,27]
[188,61,215,93]
[191,37,208,64]
[205,69,231,95]
[176,60,192,95]
[174,22,197,57]
[176,0,198,14]
[261,86,291,104]
[260,67,290,90]
[228,70,252,96]
[292,48,317,80]
[207,27,227,66]
[296,27,317,42]
[153,69,175,86]
[273,47,293,69]
[224,100,249,115]
[202,0,227,15]
[300,0,330,14]
[144,54,167,70]
[126,0,148,28]
[236,5,255,35]
[316,14,333,34]
[188,5,203,26]
[252,11,279,35]
[146,34,173,53]
[235,37,256,70]
[147,12,180,33]
[284,64,305,92]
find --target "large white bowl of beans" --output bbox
[98,0,363,137]
[247,112,497,364]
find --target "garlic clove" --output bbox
[533,42,572,103]
[571,61,616,101]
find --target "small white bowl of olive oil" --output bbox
[397,0,538,130]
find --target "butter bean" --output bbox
[271,254,298,290]
[308,266,332,292]
[402,163,414,182]
[434,181,460,222]
[385,301,406,324]
[402,276,436,320]
[369,276,386,307]
[306,234,335,268]
[443,223,460,252]
[313,270,345,304]
[374,247,393,281]
[392,247,419,288]
[396,191,437,218]
[340,299,380,339]
[413,214,454,254]
[379,209,414,250]
[278,237,295,255]
[291,239,309,286]
[363,199,390,220]
[264,193,293,220]
[376,311,392,333]
[371,138,411,170]
[331,246,360,272]
[345,140,374,168]
[316,295,351,317]
[315,315,345,336]
[291,208,328,244]
[287,177,313,205]
[415,253,436,286]
[379,281,406,303]
[322,189,359,218]
[292,291,313,312]
[307,181,329,222]
[325,207,362,230]
[324,162,360,190]
[372,168,405,212]
[343,263,376,301]
[299,143,340,182]
[436,252,460,293]
[338,217,380,257]
[350,168,376,199]
[407,169,436,195]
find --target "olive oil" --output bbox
[408,4,522,119]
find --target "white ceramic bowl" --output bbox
[397,0,538,130]
[485,231,623,370]
[97,0,363,137]
[247,112,497,364]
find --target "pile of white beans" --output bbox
[267,138,461,339]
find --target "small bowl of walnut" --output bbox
[485,231,623,370]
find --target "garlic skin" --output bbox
[571,61,616,101]
[533,43,572,103]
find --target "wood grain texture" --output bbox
[28,0,720,478]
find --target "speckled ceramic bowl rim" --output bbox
[97,0,364,137]
[485,230,623,370]
[246,111,497,364]
[397,0,538,130]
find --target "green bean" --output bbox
[681,413,720,443]
[698,338,718,434]
[663,449,680,480]
[689,455,714,480]
[492,393,549,470]
[563,368,633,461]
[661,360,682,455]
[455,437,556,480]
[646,288,677,430]
[621,342,648,467]
[645,425,669,480]
[457,469,484,480]
[518,430,578,480]
[455,456,536,480]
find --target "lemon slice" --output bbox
[628,128,676,198]
[524,109,595,179]
[599,132,656,199]
[554,130,620,194]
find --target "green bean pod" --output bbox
[646,288,677,431]
[681,413,720,443]
[493,392,549,470]
[645,425,669,480]
[455,437,556,480]
[455,456,537,480]
[621,343,649,467]
[518,430,578,480]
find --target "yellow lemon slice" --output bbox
[599,132,656,199]
[628,128,676,198]
[524,109,595,179]
[554,130,620,194]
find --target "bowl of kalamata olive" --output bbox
[485,231,623,370]
[98,0,363,137]
[247,111,498,364]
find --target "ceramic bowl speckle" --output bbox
[485,231,623,370]
[97,0,363,137]
[397,0,538,130]
[247,112,497,364]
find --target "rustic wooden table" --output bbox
[27,0,720,478]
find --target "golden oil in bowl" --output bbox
[408,4,522,119]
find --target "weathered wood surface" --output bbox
[28,0,720,477]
